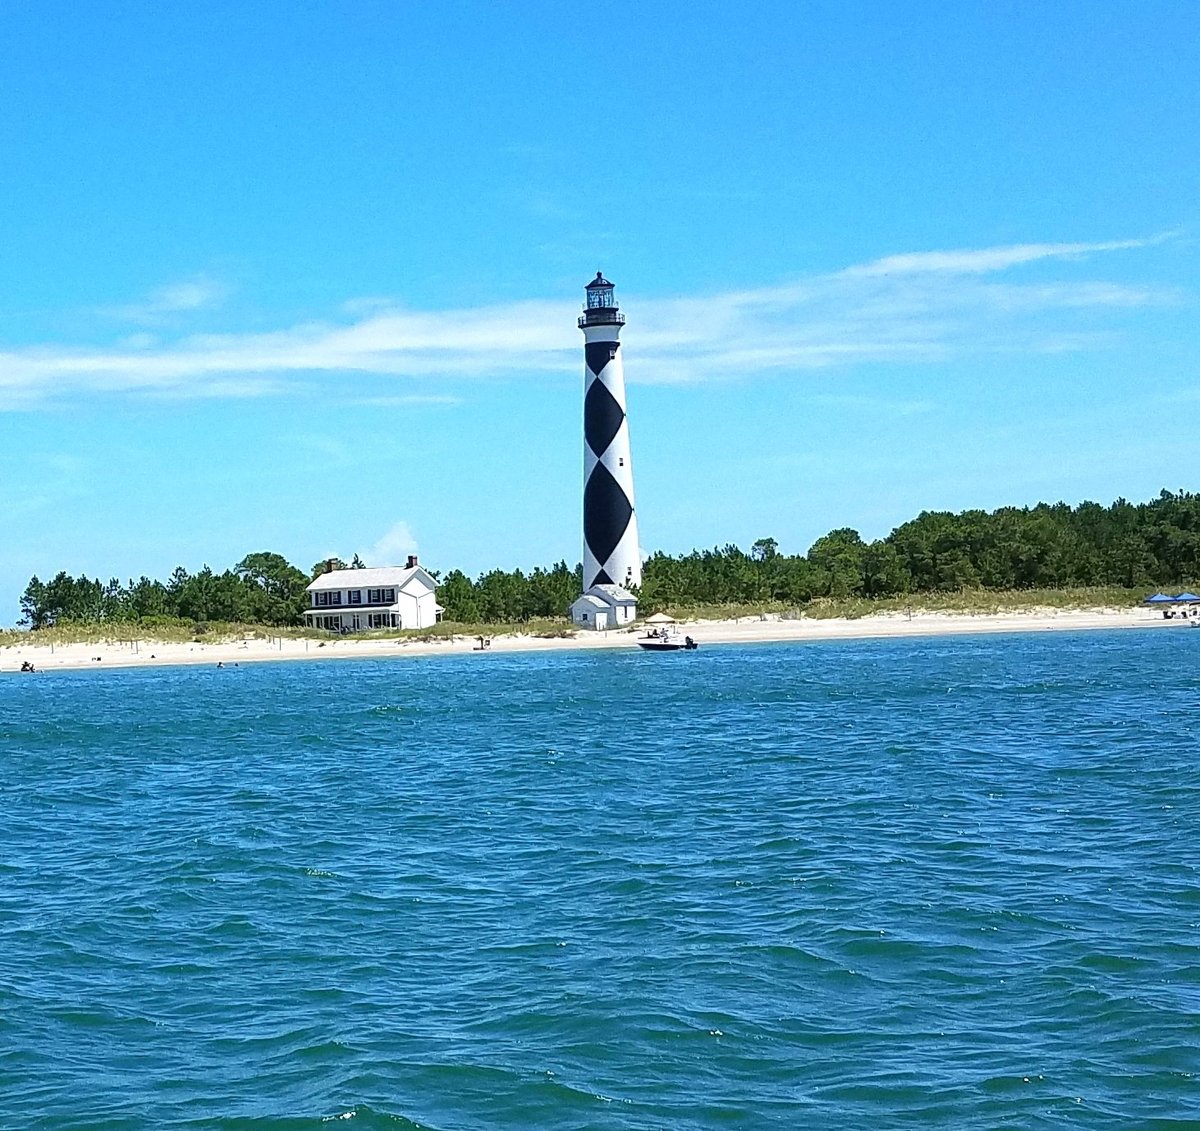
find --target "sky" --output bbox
[0,1,1197,621]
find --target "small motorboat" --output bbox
[637,629,698,652]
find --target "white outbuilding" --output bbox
[304,557,441,633]
[569,583,638,630]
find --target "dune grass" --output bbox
[0,616,582,648]
[342,618,579,642]
[0,619,331,649]
[656,586,1148,622]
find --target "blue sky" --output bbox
[0,1,1196,620]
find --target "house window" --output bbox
[368,588,397,604]
[348,590,362,605]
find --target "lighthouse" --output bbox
[570,273,641,630]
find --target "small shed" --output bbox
[570,584,638,630]
[569,592,609,628]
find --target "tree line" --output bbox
[19,552,316,630]
[18,491,1200,629]
[640,490,1200,606]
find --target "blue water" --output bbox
[2,631,1199,1128]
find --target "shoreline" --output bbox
[0,607,1182,673]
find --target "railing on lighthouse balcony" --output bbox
[579,271,626,329]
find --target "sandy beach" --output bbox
[0,606,1179,673]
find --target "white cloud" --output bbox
[106,276,227,323]
[365,521,419,567]
[151,278,224,312]
[0,235,1175,408]
[840,237,1159,278]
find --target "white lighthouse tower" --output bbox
[570,272,641,630]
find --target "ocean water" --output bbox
[2,631,1199,1129]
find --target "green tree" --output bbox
[751,537,779,562]
[808,528,866,597]
[438,569,479,622]
[860,541,908,597]
[236,552,310,623]
[19,575,47,628]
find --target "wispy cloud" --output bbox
[105,276,227,323]
[840,236,1162,278]
[0,236,1176,409]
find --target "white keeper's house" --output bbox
[569,583,638,630]
[304,557,441,633]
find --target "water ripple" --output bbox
[2,631,1200,1127]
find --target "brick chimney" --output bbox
[406,554,419,569]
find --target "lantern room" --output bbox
[579,272,626,329]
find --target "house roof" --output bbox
[307,565,435,592]
[571,594,609,610]
[587,583,637,604]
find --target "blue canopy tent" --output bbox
[1145,592,1200,618]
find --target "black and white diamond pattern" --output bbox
[583,339,638,590]
[584,377,625,459]
[584,461,634,567]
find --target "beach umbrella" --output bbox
[645,612,676,624]
[1144,593,1175,604]
[1177,592,1200,602]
